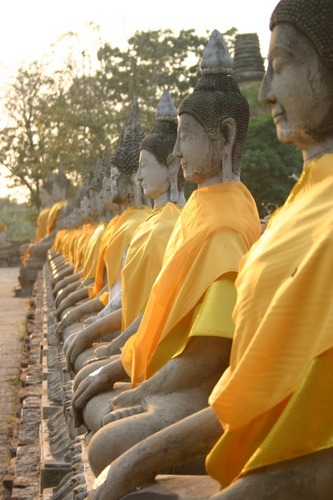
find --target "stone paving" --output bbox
[0,268,29,499]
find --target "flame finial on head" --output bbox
[200,29,233,76]
[155,90,178,122]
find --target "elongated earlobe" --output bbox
[167,153,180,203]
[221,118,238,182]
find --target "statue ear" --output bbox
[220,117,237,182]
[167,153,180,203]
[132,173,143,209]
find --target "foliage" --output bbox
[0,198,37,242]
[241,112,303,217]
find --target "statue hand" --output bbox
[94,344,112,359]
[94,339,120,359]
[71,368,110,426]
[111,384,145,410]
[66,329,92,371]
[56,308,74,335]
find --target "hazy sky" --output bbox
[0,0,279,201]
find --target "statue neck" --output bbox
[198,173,223,188]
[303,138,333,164]
[154,192,170,209]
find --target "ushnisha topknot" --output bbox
[200,29,233,76]
[270,0,333,69]
[111,98,144,179]
[140,90,178,167]
[178,29,249,177]
[42,173,54,195]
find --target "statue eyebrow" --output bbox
[268,44,293,60]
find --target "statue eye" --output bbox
[271,52,292,74]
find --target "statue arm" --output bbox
[56,296,105,335]
[56,286,89,318]
[94,313,143,358]
[89,407,222,500]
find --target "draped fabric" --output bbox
[121,202,182,331]
[46,200,67,235]
[207,154,333,488]
[122,181,260,386]
[103,206,152,293]
[88,215,121,299]
[82,222,106,280]
[35,207,52,242]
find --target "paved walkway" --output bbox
[0,268,28,498]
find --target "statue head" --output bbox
[175,30,250,185]
[52,165,71,202]
[80,191,92,223]
[39,174,54,208]
[89,153,111,219]
[137,90,185,205]
[108,99,146,208]
[259,0,333,151]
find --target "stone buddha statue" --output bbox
[53,151,112,306]
[55,99,152,340]
[94,2,333,499]
[75,29,261,494]
[18,166,70,296]
[64,89,185,380]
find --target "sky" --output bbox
[0,0,279,202]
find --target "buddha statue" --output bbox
[89,2,333,498]
[55,99,152,340]
[53,152,112,306]
[18,166,70,295]
[76,29,261,493]
[64,89,185,380]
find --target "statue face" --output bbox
[109,166,134,205]
[89,188,104,218]
[72,207,81,226]
[174,113,221,184]
[51,182,67,202]
[259,23,333,149]
[137,150,170,200]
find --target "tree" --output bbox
[241,111,302,217]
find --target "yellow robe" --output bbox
[103,205,152,296]
[122,181,260,386]
[88,214,121,299]
[121,202,182,331]
[46,200,67,235]
[82,222,106,281]
[206,154,333,489]
[73,224,96,272]
[35,207,52,242]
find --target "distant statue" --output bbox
[83,29,260,494]
[55,99,152,341]
[17,166,70,296]
[65,90,184,370]
[67,90,186,432]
